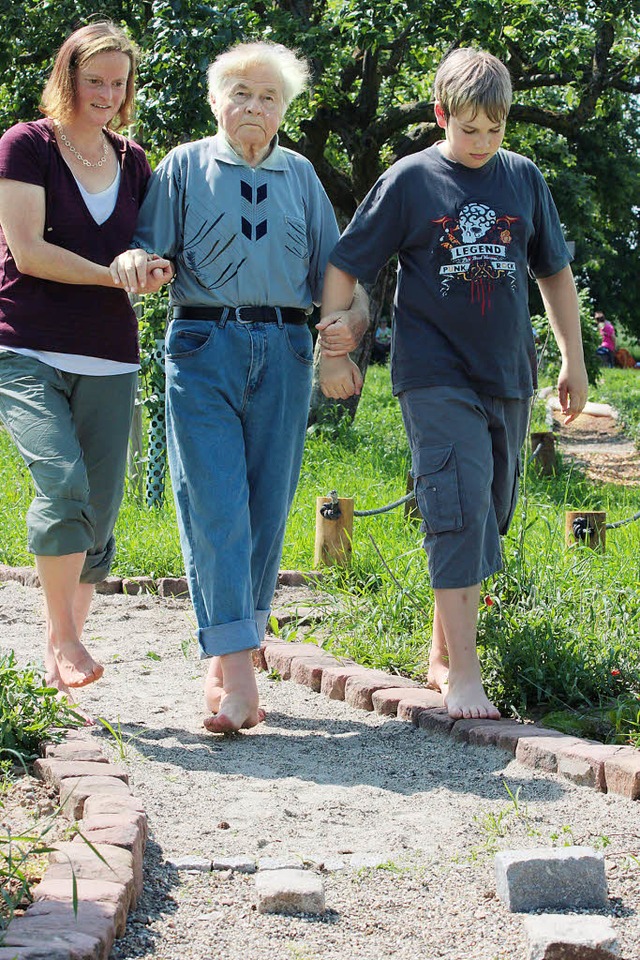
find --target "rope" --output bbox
[528,442,542,464]
[321,488,416,520]
[606,510,640,530]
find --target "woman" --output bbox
[112,41,367,733]
[0,22,171,701]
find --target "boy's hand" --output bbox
[557,357,588,424]
[319,356,363,399]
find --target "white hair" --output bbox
[207,41,310,109]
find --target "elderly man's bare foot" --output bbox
[444,679,500,720]
[204,657,224,713]
[203,693,265,733]
[51,636,104,688]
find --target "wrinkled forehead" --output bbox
[227,65,284,96]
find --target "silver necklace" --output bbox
[55,121,109,168]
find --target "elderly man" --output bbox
[112,40,367,732]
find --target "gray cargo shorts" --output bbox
[399,385,530,589]
[0,351,137,583]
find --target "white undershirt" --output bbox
[5,167,140,376]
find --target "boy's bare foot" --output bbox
[427,649,450,692]
[50,635,104,688]
[203,694,265,733]
[443,678,501,720]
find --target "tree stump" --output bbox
[530,431,556,475]
[314,497,354,567]
[565,510,606,551]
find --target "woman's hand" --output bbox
[110,249,173,294]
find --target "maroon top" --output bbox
[0,118,151,362]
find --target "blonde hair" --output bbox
[434,48,512,124]
[208,41,309,110]
[40,21,138,130]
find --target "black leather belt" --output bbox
[173,305,309,325]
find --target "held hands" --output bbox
[110,249,173,294]
[316,310,362,357]
[319,356,363,399]
[558,357,589,424]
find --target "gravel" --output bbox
[1,578,639,960]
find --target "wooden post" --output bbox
[565,511,607,552]
[404,472,422,522]
[314,496,354,567]
[530,431,556,475]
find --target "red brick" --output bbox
[82,793,145,818]
[555,742,629,791]
[604,749,640,799]
[4,915,106,960]
[156,576,189,598]
[34,759,129,789]
[416,708,456,733]
[277,570,323,587]
[371,687,442,718]
[451,718,500,742]
[49,839,139,906]
[263,641,325,679]
[319,665,370,700]
[468,721,561,754]
[42,741,107,763]
[33,877,129,937]
[397,690,445,723]
[344,671,418,711]
[59,775,132,820]
[121,576,156,595]
[94,576,122,595]
[25,897,119,956]
[75,815,146,885]
[253,644,268,671]
[290,653,340,692]
[0,947,71,960]
[515,734,583,772]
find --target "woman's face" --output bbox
[211,64,285,162]
[73,50,130,128]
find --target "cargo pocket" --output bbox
[413,444,463,535]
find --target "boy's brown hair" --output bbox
[434,48,512,124]
[40,21,138,130]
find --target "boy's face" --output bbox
[435,102,506,169]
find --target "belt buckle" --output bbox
[235,306,253,324]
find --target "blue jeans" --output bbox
[165,314,314,658]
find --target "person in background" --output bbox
[371,316,392,363]
[595,310,616,367]
[0,22,171,705]
[111,40,368,733]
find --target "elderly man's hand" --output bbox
[318,356,363,399]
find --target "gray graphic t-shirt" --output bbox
[330,144,570,399]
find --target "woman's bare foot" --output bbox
[427,647,450,692]
[443,677,501,720]
[203,696,265,733]
[44,643,95,724]
[50,634,103,688]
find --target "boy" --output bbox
[318,48,588,720]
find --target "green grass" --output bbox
[1,365,640,742]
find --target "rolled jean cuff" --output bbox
[255,609,270,641]
[27,496,95,557]
[198,618,261,659]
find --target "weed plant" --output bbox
[1,366,639,742]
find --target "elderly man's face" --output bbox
[211,65,285,163]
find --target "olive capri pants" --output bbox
[0,352,137,583]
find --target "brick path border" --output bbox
[1,566,638,960]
